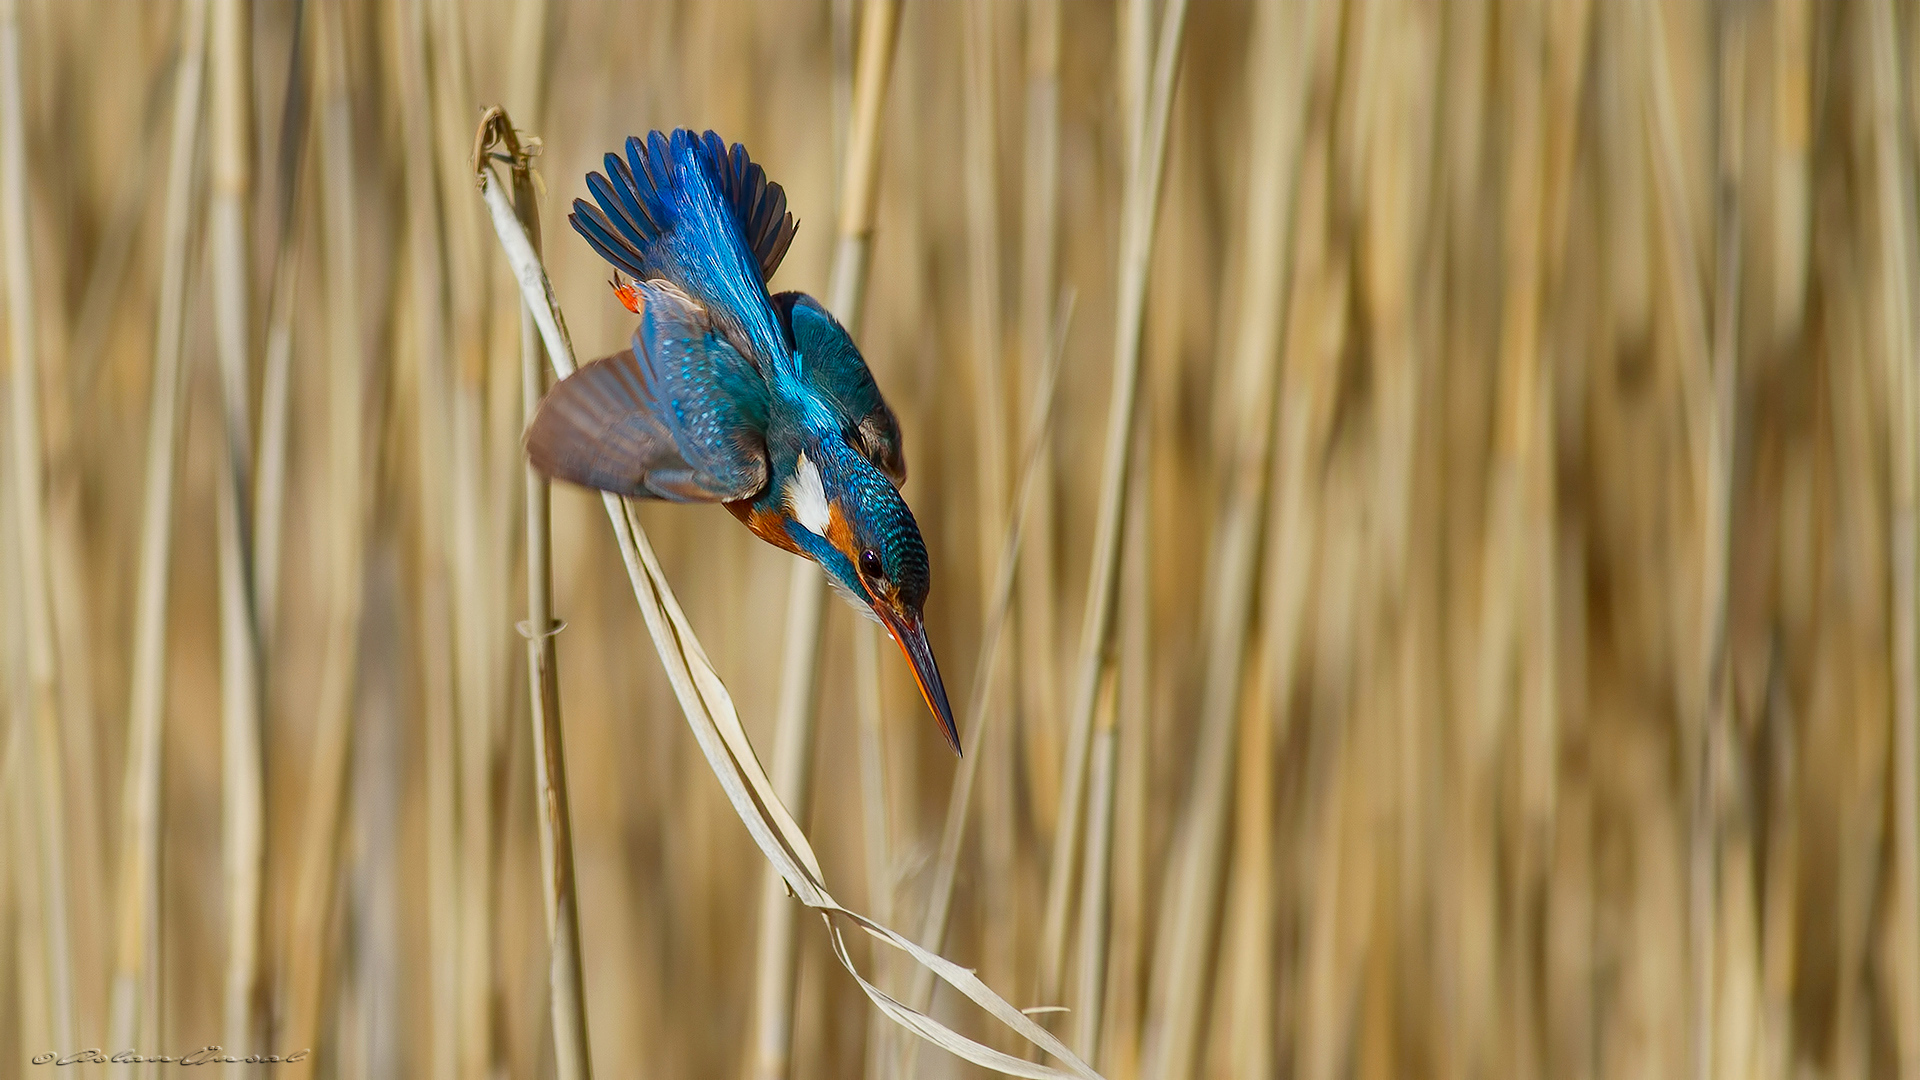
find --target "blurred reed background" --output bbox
[3,0,1920,1078]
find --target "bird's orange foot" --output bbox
[611,278,643,314]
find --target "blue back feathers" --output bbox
[776,293,907,485]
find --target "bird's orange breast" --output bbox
[728,500,806,556]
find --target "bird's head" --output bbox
[784,445,959,754]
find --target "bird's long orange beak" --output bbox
[876,607,960,755]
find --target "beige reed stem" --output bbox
[748,4,899,1079]
[1038,0,1188,1007]
[209,0,267,1069]
[0,0,72,1053]
[110,0,209,1066]
[281,2,369,1071]
[472,107,595,1080]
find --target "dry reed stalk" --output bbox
[253,0,313,650]
[1096,447,1151,1080]
[961,0,1021,1009]
[1865,0,1920,1069]
[1262,61,1344,1080]
[853,609,893,1080]
[1534,6,1591,1078]
[434,9,500,1074]
[392,3,460,1076]
[110,0,209,1064]
[0,0,70,1054]
[480,162,1098,1080]
[279,2,368,1070]
[1159,0,1326,1068]
[418,9,504,1076]
[844,6,905,1054]
[1758,653,1799,1080]
[6,703,55,1066]
[898,292,1071,1079]
[0,290,49,1070]
[1017,0,1064,839]
[1470,0,1587,1072]
[68,60,167,395]
[1071,682,1117,1061]
[1432,3,1497,1071]
[208,0,267,1067]
[1211,4,1319,1076]
[748,4,898,1078]
[829,11,899,1014]
[1644,5,1725,1078]
[37,212,107,1080]
[748,535,828,1080]
[471,107,594,1080]
[1769,0,1811,349]
[1039,0,1188,1007]
[1642,0,1713,544]
[1705,15,1751,1080]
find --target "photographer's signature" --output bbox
[31,1048,310,1066]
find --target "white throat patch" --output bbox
[786,451,831,537]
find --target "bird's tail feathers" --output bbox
[568,129,798,287]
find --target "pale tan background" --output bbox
[2,1,1919,1079]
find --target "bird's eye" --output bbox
[859,548,882,580]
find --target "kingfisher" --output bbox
[525,129,960,754]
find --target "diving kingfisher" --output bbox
[526,129,960,754]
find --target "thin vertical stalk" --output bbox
[854,613,893,1079]
[209,0,265,1069]
[1644,5,1724,1079]
[471,107,594,1080]
[0,0,70,1054]
[748,4,899,1079]
[1705,13,1746,1080]
[1866,0,1920,1072]
[1017,0,1064,837]
[280,2,366,1070]
[961,0,1019,1006]
[1071,693,1117,1060]
[846,12,894,1034]
[110,0,208,1065]
[254,0,312,650]
[393,2,459,1075]
[1137,0,1308,1074]
[427,6,498,1076]
[1097,443,1151,1080]
[1039,0,1188,1006]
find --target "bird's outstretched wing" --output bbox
[526,280,771,502]
[777,291,907,486]
[570,129,798,288]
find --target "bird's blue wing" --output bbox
[568,129,798,288]
[526,281,771,502]
[778,292,907,485]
